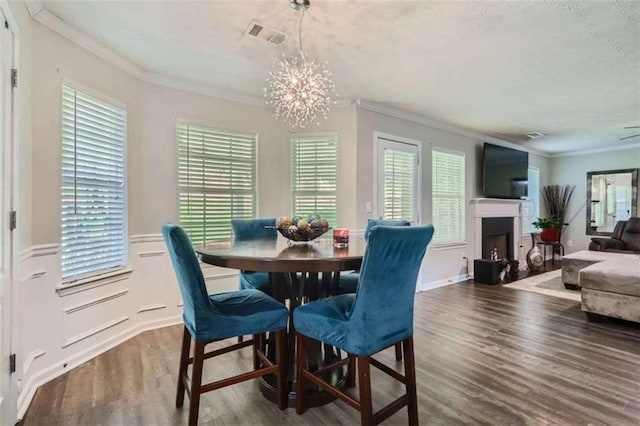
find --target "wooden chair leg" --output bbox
[346,354,356,388]
[403,337,418,426]
[275,329,288,410]
[253,333,260,370]
[296,333,307,415]
[238,335,244,343]
[176,326,191,408]
[394,342,403,361]
[188,341,206,426]
[357,356,373,425]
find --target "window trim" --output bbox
[60,80,129,285]
[431,147,466,247]
[290,131,339,226]
[372,131,422,224]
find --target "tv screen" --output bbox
[483,143,529,199]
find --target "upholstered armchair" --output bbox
[589,218,640,254]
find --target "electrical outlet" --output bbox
[567,240,573,247]
[365,201,373,213]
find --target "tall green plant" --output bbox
[542,184,575,224]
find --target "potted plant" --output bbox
[532,216,563,242]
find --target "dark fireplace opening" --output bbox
[482,217,514,260]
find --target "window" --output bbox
[177,124,257,244]
[432,149,465,245]
[61,85,127,280]
[377,138,420,222]
[522,166,540,235]
[291,133,338,226]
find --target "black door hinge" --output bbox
[11,68,17,89]
[9,354,15,374]
[9,211,16,231]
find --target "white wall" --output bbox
[549,147,640,253]
[355,107,551,287]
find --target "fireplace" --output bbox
[470,198,523,272]
[482,217,514,260]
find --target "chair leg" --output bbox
[176,326,191,408]
[346,354,356,388]
[188,341,206,426]
[357,356,373,426]
[403,337,419,426]
[238,335,244,343]
[394,342,403,361]
[296,333,307,415]
[275,329,288,410]
[253,333,260,371]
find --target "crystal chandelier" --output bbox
[264,0,336,128]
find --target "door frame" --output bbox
[372,131,422,223]
[0,2,19,424]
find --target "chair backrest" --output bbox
[348,225,434,354]
[162,224,212,333]
[612,220,627,240]
[620,217,640,251]
[364,219,410,240]
[232,218,277,241]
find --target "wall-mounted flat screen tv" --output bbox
[483,143,529,199]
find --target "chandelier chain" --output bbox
[299,11,304,52]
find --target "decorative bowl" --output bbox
[267,225,330,242]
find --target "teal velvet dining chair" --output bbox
[338,218,411,361]
[293,225,434,426]
[231,218,277,294]
[162,224,288,426]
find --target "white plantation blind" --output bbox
[432,149,465,244]
[383,147,418,222]
[61,85,127,280]
[522,166,540,235]
[177,124,257,244]
[291,134,338,226]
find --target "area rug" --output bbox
[503,270,581,302]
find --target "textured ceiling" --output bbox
[42,0,640,154]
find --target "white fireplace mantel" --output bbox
[470,198,523,261]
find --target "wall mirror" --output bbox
[586,168,639,235]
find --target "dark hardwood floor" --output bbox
[22,282,640,425]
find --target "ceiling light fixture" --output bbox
[264,0,335,128]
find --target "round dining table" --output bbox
[196,235,367,408]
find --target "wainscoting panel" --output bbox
[15,235,187,420]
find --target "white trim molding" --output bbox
[18,244,59,264]
[552,142,640,158]
[417,274,469,292]
[130,234,164,244]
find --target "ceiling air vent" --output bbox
[526,131,546,139]
[244,21,287,45]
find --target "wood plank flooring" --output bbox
[21,282,640,425]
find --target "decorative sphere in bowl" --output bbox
[274,214,330,242]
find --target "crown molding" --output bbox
[551,142,640,158]
[142,72,265,107]
[24,0,42,17]
[32,8,145,79]
[357,100,551,158]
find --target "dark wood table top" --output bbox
[196,235,366,273]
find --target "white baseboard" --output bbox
[417,274,469,292]
[17,314,182,421]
